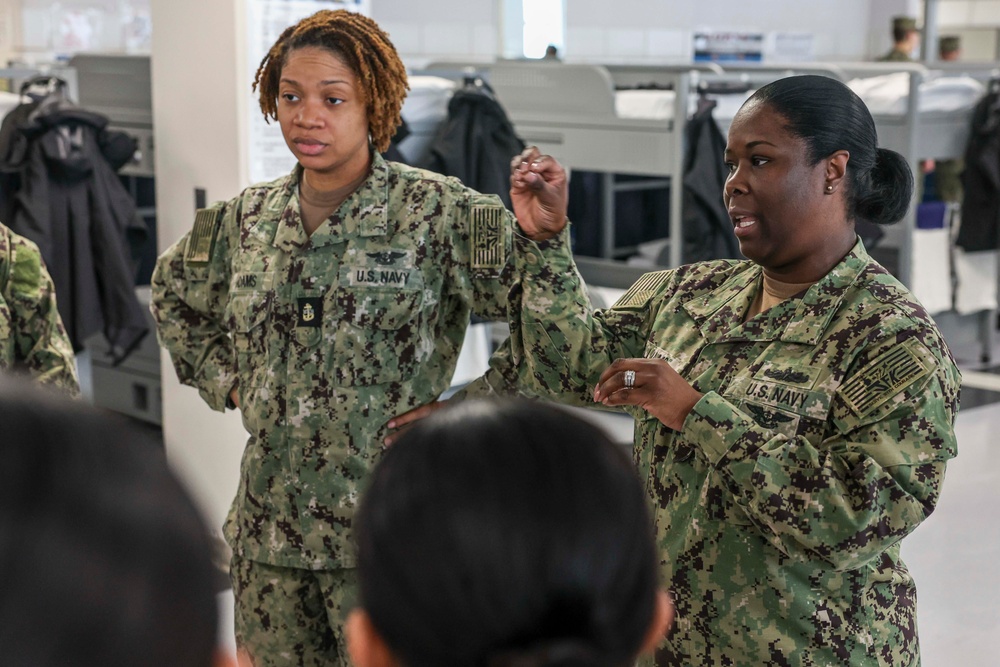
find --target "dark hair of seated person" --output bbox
[0,375,222,667]
[349,400,672,667]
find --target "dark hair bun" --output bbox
[855,148,913,225]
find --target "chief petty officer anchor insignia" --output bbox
[297,297,323,328]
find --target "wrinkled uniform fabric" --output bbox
[151,152,513,570]
[230,555,357,667]
[486,228,960,667]
[0,222,79,394]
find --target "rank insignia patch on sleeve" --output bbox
[184,207,223,266]
[613,271,671,309]
[471,204,506,270]
[839,340,931,418]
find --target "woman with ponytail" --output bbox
[348,401,673,667]
[395,74,960,666]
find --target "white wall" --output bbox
[373,0,925,68]
[0,2,21,67]
[565,0,907,63]
[149,0,249,534]
[372,0,499,66]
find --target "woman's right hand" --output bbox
[229,386,240,410]
[510,146,569,241]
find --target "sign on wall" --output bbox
[246,0,370,185]
[693,30,764,63]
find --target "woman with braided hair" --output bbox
[151,10,540,666]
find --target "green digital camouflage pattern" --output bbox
[878,48,914,62]
[150,152,513,570]
[231,555,357,667]
[487,228,960,667]
[0,222,79,395]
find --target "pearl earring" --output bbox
[826,185,833,192]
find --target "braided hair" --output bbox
[253,9,409,153]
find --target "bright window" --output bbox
[522,0,564,59]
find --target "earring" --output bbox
[826,185,833,192]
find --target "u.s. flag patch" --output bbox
[471,204,506,271]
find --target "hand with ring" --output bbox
[593,358,704,431]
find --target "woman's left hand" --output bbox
[594,358,703,431]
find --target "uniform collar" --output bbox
[683,237,871,345]
[265,152,390,252]
[782,237,870,344]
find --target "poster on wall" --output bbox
[246,0,370,185]
[693,31,764,63]
[768,32,814,62]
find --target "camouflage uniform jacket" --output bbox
[0,222,79,394]
[151,153,513,570]
[878,48,913,62]
[495,229,960,667]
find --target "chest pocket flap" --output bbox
[333,283,426,385]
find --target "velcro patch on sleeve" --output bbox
[838,339,932,418]
[184,207,223,266]
[612,270,671,309]
[471,204,507,271]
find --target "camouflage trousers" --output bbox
[231,554,358,667]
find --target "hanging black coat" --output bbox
[957,84,1000,252]
[0,84,148,358]
[422,81,525,210]
[681,103,742,263]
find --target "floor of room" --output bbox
[904,321,1000,666]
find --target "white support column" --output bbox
[150,0,250,534]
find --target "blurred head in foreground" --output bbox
[0,375,228,667]
[349,400,673,667]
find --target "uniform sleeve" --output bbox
[683,328,960,570]
[149,200,237,412]
[446,192,515,322]
[5,237,80,395]
[467,223,653,405]
[444,192,515,400]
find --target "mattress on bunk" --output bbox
[401,75,455,124]
[615,89,676,120]
[847,72,985,115]
[614,88,751,122]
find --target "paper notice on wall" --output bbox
[768,32,814,62]
[246,0,370,185]
[693,31,764,62]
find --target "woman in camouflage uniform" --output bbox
[150,10,538,667]
[487,75,959,666]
